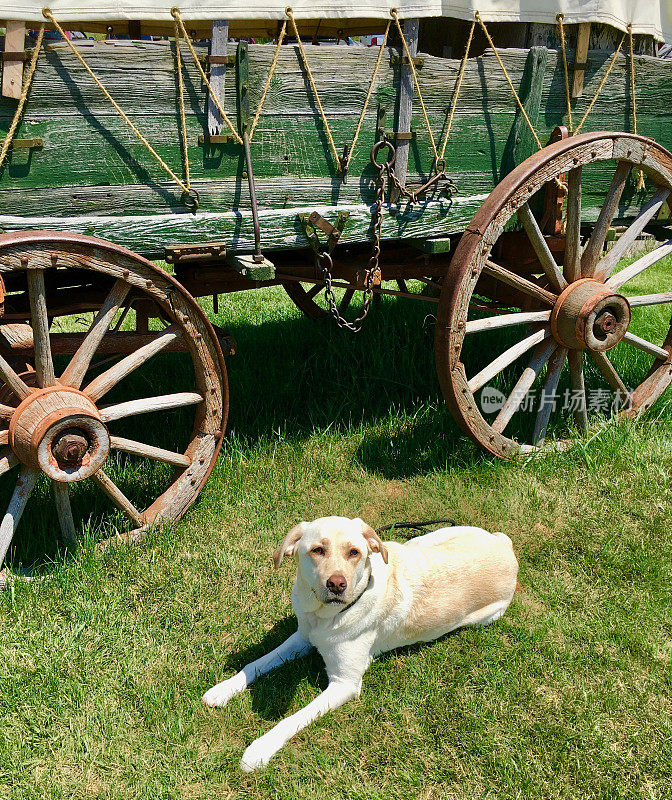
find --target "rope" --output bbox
[438,19,475,163]
[574,31,625,134]
[475,11,543,150]
[628,24,646,191]
[249,20,287,140]
[391,9,439,163]
[556,14,573,133]
[171,8,243,145]
[173,21,192,194]
[348,19,391,163]
[285,7,341,171]
[0,25,45,172]
[42,9,193,199]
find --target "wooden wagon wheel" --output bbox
[436,132,672,457]
[0,232,227,568]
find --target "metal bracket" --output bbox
[0,137,43,150]
[198,134,236,146]
[236,40,249,135]
[1,51,28,62]
[198,53,236,68]
[386,131,416,141]
[390,54,424,68]
[299,211,350,254]
[164,241,227,265]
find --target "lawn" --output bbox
[0,255,671,799]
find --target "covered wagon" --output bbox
[0,1,671,564]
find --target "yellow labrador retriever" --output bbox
[203,516,518,771]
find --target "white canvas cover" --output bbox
[1,1,670,41]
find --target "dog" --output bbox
[202,516,518,771]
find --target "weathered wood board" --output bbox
[0,39,670,256]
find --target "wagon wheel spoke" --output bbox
[590,350,631,402]
[60,278,130,388]
[110,435,191,468]
[483,260,558,306]
[605,239,672,291]
[567,349,588,432]
[99,392,203,423]
[91,470,144,527]
[492,338,556,434]
[0,405,14,421]
[468,328,548,394]
[593,188,671,283]
[627,292,672,307]
[532,347,567,446]
[621,331,670,361]
[0,447,18,477]
[397,280,409,293]
[27,268,56,387]
[52,482,77,552]
[305,284,322,300]
[581,161,631,277]
[564,167,582,283]
[465,310,551,334]
[83,327,179,403]
[517,203,567,292]
[0,466,37,568]
[0,353,31,401]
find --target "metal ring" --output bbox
[434,158,446,174]
[371,139,396,169]
[181,188,200,210]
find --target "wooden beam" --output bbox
[572,22,591,98]
[393,18,419,197]
[207,20,228,136]
[2,21,25,100]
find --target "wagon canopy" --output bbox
[1,1,670,40]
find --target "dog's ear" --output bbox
[355,518,389,564]
[273,522,306,569]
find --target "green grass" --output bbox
[1,255,672,799]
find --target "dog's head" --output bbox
[273,516,388,607]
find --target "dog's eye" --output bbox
[311,546,324,555]
[349,549,360,557]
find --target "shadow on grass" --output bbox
[6,281,672,570]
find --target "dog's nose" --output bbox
[326,574,347,595]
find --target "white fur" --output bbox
[202,517,518,771]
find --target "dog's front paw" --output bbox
[239,737,280,772]
[202,676,244,708]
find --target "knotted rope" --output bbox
[43,8,197,206]
[285,8,393,176]
[171,8,243,145]
[348,19,391,165]
[285,7,341,170]
[628,24,646,190]
[173,21,195,204]
[438,19,476,165]
[249,20,287,140]
[475,11,544,151]
[0,25,45,172]
[556,14,573,133]
[574,31,626,134]
[390,9,439,164]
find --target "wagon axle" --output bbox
[550,278,631,352]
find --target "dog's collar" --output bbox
[339,568,373,614]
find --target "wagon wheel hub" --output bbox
[8,386,110,483]
[550,278,631,352]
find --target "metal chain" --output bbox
[314,138,455,333]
